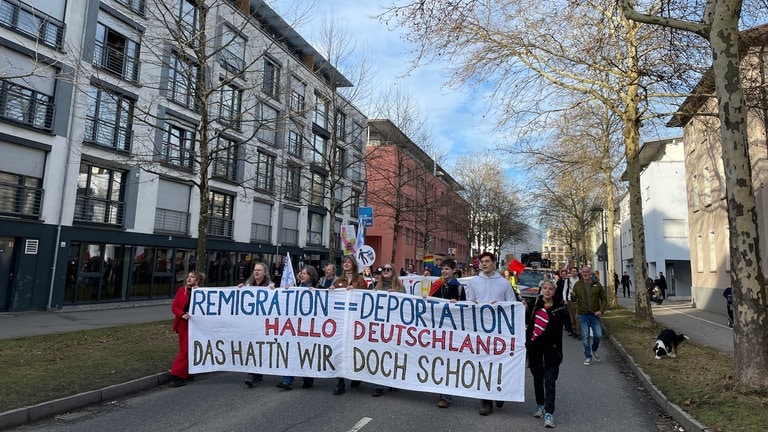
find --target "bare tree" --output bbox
[620,0,768,389]
[452,154,528,259]
[379,0,702,321]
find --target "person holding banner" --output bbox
[276,265,318,391]
[238,262,272,387]
[331,255,369,395]
[465,251,516,415]
[526,279,567,428]
[428,258,465,408]
[169,271,203,388]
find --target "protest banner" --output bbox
[188,287,526,401]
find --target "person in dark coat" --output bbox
[526,279,567,428]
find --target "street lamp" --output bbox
[589,206,607,286]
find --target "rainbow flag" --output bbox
[424,255,434,269]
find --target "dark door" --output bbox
[0,237,16,311]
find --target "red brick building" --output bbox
[365,119,470,273]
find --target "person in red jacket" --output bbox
[169,271,203,387]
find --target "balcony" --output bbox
[0,80,54,131]
[250,223,271,242]
[154,208,189,234]
[84,116,133,152]
[207,216,233,238]
[0,1,65,49]
[0,181,43,218]
[280,228,298,246]
[93,39,140,82]
[74,196,124,226]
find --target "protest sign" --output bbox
[188,287,526,401]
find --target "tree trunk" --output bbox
[710,11,768,388]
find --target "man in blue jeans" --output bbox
[570,266,607,365]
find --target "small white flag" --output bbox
[279,253,295,288]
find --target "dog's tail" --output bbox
[676,334,690,344]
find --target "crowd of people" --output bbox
[168,252,617,429]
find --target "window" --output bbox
[208,190,234,238]
[94,23,140,82]
[285,165,301,201]
[219,25,245,73]
[335,145,346,176]
[708,230,717,272]
[287,130,302,157]
[258,104,278,145]
[212,136,238,182]
[335,110,346,140]
[251,201,272,242]
[696,234,704,272]
[84,86,134,151]
[662,219,686,238]
[168,52,199,110]
[0,79,54,131]
[350,190,360,217]
[154,179,190,234]
[314,96,328,128]
[290,77,305,112]
[75,163,125,225]
[262,57,280,99]
[255,151,275,192]
[308,212,324,245]
[0,0,64,48]
[162,122,195,169]
[116,0,145,14]
[311,133,326,164]
[281,208,299,245]
[0,171,42,218]
[174,0,198,44]
[218,85,242,130]
[310,172,325,206]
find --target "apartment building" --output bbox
[0,0,366,311]
[615,137,692,299]
[365,119,470,273]
[669,25,768,313]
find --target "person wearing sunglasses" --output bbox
[373,263,405,293]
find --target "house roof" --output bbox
[667,24,768,128]
[619,136,683,181]
[248,0,353,88]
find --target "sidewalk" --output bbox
[615,294,733,356]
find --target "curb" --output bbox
[606,333,710,432]
[0,372,170,430]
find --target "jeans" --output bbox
[282,375,314,386]
[528,348,559,414]
[579,314,602,358]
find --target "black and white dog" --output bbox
[653,329,689,360]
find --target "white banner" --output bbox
[188,287,526,401]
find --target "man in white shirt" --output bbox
[465,251,516,415]
[564,267,581,338]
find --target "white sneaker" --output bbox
[544,413,555,428]
[592,350,600,362]
[583,357,592,365]
[533,404,545,418]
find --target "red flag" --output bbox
[508,259,525,275]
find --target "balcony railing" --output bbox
[154,208,189,234]
[0,0,65,49]
[280,228,298,245]
[0,181,43,218]
[93,39,140,82]
[84,116,133,151]
[207,216,233,238]
[0,80,54,131]
[250,223,271,242]
[74,196,124,225]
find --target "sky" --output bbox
[267,0,506,174]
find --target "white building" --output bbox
[615,137,692,299]
[0,0,366,311]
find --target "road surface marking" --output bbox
[348,417,373,432]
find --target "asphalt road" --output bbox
[8,332,677,432]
